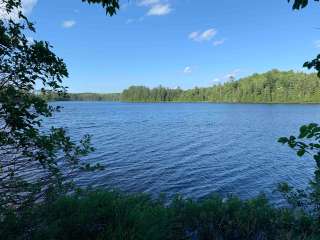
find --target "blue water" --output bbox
[47,102,320,202]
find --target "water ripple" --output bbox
[46,102,320,203]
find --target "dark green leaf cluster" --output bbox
[304,55,320,78]
[82,0,120,15]
[120,70,320,103]
[288,0,320,9]
[1,190,319,240]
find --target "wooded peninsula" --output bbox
[45,70,320,103]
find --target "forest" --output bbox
[44,92,120,101]
[121,70,320,103]
[45,70,320,103]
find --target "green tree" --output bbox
[0,0,102,208]
[120,71,320,103]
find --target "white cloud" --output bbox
[138,0,160,6]
[189,31,199,40]
[0,0,38,20]
[201,29,217,41]
[189,28,217,42]
[136,0,172,18]
[126,18,135,24]
[183,66,192,74]
[315,40,320,48]
[213,39,225,46]
[62,20,76,28]
[147,4,172,16]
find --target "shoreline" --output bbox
[50,100,320,105]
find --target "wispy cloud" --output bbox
[213,39,226,46]
[126,17,144,24]
[138,0,160,6]
[147,4,172,16]
[315,40,320,48]
[126,18,135,24]
[129,0,172,19]
[62,20,76,28]
[183,66,192,74]
[189,32,199,40]
[189,28,227,47]
[189,28,217,42]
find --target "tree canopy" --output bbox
[120,70,320,103]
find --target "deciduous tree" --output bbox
[0,0,100,208]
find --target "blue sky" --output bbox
[22,0,320,93]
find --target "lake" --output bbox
[47,102,320,203]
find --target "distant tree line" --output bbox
[43,92,121,101]
[121,70,320,103]
[42,70,320,103]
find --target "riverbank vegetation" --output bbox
[1,190,319,240]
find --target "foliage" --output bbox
[279,124,320,214]
[82,0,120,15]
[1,190,319,240]
[0,0,99,208]
[120,70,320,103]
[43,92,121,102]
[304,55,320,77]
[289,0,320,9]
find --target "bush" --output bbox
[1,190,319,240]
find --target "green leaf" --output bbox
[297,149,306,157]
[278,137,289,144]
